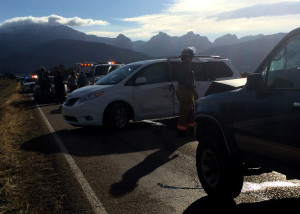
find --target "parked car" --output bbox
[22,75,38,92]
[194,27,300,199]
[62,56,240,129]
[92,63,124,83]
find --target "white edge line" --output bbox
[36,105,107,214]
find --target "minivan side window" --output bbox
[169,62,180,81]
[267,34,300,89]
[192,63,208,81]
[206,62,233,79]
[170,61,233,82]
[170,62,209,81]
[135,62,171,85]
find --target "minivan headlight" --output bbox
[80,91,104,103]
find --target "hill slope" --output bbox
[0,39,148,74]
[0,23,289,74]
[0,24,133,50]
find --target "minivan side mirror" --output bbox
[245,73,266,98]
[135,77,146,85]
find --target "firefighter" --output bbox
[67,71,77,92]
[176,47,199,136]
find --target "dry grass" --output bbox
[0,79,71,213]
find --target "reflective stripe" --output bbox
[177,124,188,130]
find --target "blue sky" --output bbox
[1,0,300,41]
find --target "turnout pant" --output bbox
[176,84,194,131]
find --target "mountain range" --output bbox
[0,23,286,74]
[202,33,285,73]
[133,32,268,57]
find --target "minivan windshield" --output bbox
[95,64,142,85]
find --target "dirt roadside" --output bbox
[0,79,90,213]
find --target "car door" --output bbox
[131,62,175,119]
[231,33,300,174]
[169,61,181,114]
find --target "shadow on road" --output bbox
[109,119,195,197]
[21,118,195,197]
[183,196,300,214]
[109,151,179,198]
[21,117,192,156]
[21,127,120,157]
[49,106,62,115]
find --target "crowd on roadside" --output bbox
[36,67,89,103]
[67,70,89,92]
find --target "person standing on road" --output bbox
[40,70,51,103]
[67,71,77,92]
[176,47,199,136]
[77,71,88,88]
[37,67,45,86]
[54,69,65,104]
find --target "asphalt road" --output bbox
[25,102,300,213]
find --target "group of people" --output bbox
[36,67,90,104]
[37,68,90,103]
[37,67,65,104]
[67,71,89,92]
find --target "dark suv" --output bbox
[194,27,300,198]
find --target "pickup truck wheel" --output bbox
[196,136,243,199]
[106,103,129,130]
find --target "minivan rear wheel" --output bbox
[196,136,244,199]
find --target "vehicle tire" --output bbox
[196,136,243,199]
[106,103,129,130]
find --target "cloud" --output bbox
[211,2,300,20]
[86,31,120,38]
[166,0,296,15]
[117,0,300,40]
[0,14,109,27]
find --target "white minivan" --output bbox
[62,56,240,129]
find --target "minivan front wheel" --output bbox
[196,136,244,199]
[106,103,129,130]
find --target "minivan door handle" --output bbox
[293,102,300,108]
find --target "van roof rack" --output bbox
[168,55,223,59]
[194,55,222,59]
